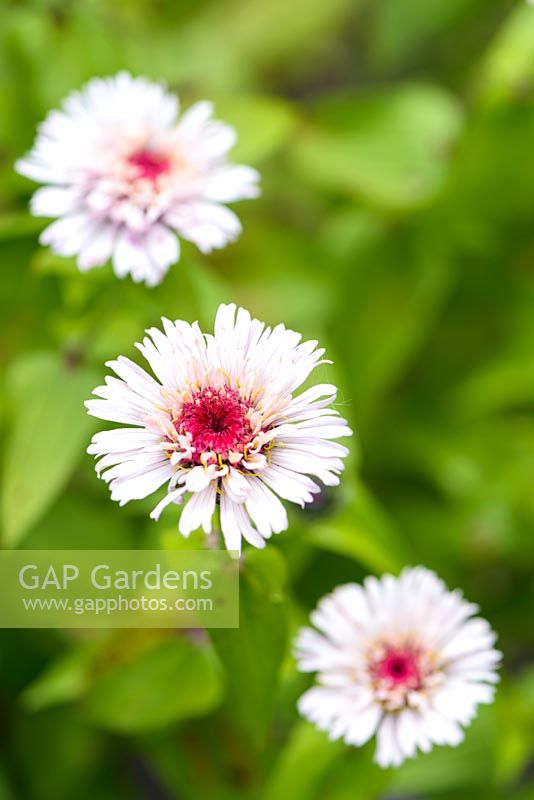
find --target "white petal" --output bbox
[167,202,241,254]
[344,702,382,747]
[78,224,118,270]
[185,465,213,493]
[204,165,260,202]
[150,487,187,521]
[179,486,217,536]
[375,716,404,768]
[224,467,250,504]
[220,493,265,552]
[30,186,80,217]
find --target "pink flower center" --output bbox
[176,387,253,460]
[127,149,171,180]
[375,647,421,688]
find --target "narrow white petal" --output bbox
[150,487,187,521]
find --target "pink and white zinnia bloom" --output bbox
[295,567,500,768]
[16,72,259,286]
[85,303,352,551]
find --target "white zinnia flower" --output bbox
[295,567,500,768]
[16,72,259,286]
[85,303,352,551]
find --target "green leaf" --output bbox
[304,479,412,574]
[0,762,16,800]
[211,547,288,749]
[318,749,392,800]
[12,706,104,800]
[125,0,361,91]
[0,213,44,242]
[21,641,102,713]
[263,721,344,800]
[331,218,454,418]
[377,415,534,528]
[179,256,233,330]
[476,4,534,107]
[214,94,298,164]
[1,352,98,546]
[368,0,483,71]
[214,222,338,336]
[83,636,224,734]
[447,351,534,421]
[494,669,534,787]
[291,84,463,209]
[21,493,133,550]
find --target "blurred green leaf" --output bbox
[494,670,534,787]
[447,351,534,421]
[263,721,344,800]
[476,4,534,106]
[0,213,44,242]
[0,763,16,800]
[332,219,455,417]
[84,635,224,733]
[211,547,288,749]
[368,0,488,71]
[375,415,534,526]
[291,84,463,209]
[179,256,233,330]
[304,479,412,574]
[31,249,91,278]
[125,0,361,91]
[12,706,104,800]
[1,352,98,546]
[215,94,298,164]
[21,640,102,713]
[319,749,392,800]
[22,493,133,550]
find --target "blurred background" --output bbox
[1,0,534,797]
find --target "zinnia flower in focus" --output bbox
[85,303,351,550]
[16,72,259,286]
[295,567,500,768]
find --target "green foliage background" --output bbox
[1,0,534,797]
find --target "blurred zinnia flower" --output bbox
[16,72,259,286]
[295,567,500,768]
[85,303,351,550]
